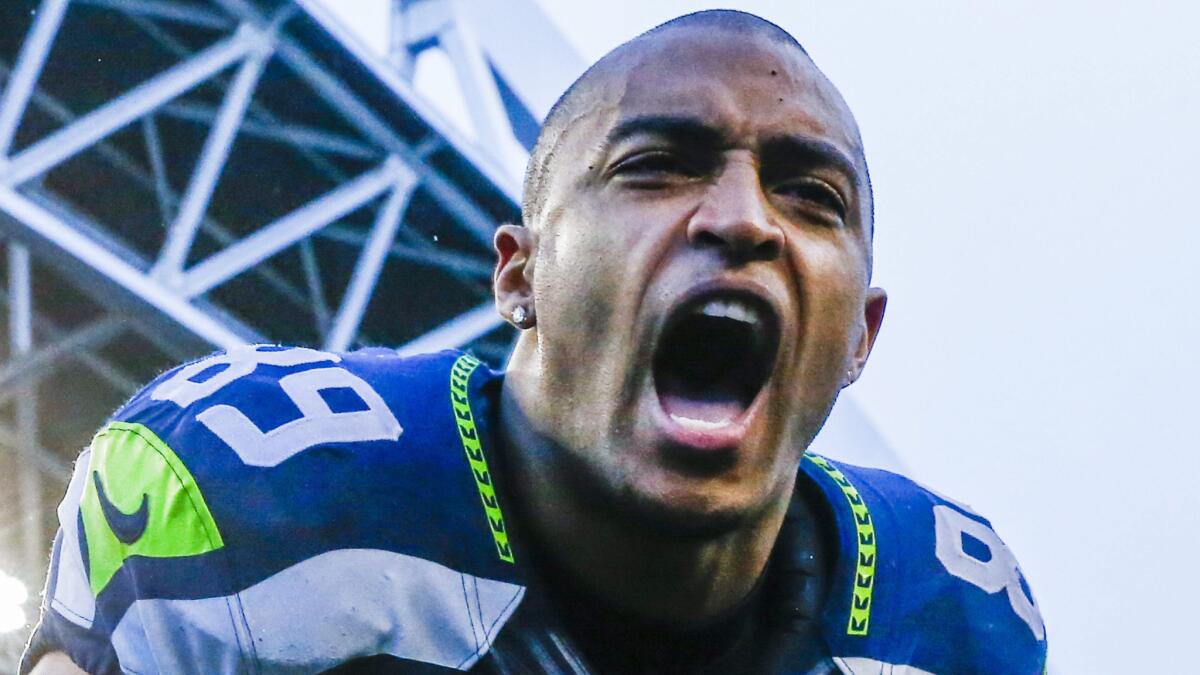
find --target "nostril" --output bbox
[694,230,725,249]
[754,238,782,261]
[691,226,782,262]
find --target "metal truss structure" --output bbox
[0,1,584,650]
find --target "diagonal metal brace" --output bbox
[0,316,126,403]
[2,24,268,186]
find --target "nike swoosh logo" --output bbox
[92,470,149,545]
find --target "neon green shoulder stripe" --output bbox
[450,354,515,563]
[804,453,877,637]
[79,421,224,596]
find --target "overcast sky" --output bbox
[320,2,1199,671]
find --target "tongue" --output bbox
[657,391,739,422]
[658,374,746,426]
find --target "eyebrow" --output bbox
[759,134,861,184]
[603,114,861,182]
[603,115,727,152]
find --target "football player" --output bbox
[24,9,1046,674]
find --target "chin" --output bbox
[612,465,777,540]
[620,490,753,540]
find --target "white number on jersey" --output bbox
[152,345,338,407]
[933,504,1045,640]
[151,345,402,467]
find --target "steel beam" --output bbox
[17,83,311,308]
[394,226,494,281]
[0,316,125,404]
[454,0,585,121]
[0,422,67,477]
[156,42,272,282]
[7,243,43,579]
[0,55,359,323]
[0,184,250,349]
[8,244,32,354]
[2,24,265,186]
[0,0,70,159]
[161,101,381,161]
[388,0,415,78]
[74,0,235,31]
[32,310,139,394]
[298,239,331,339]
[182,158,404,297]
[394,302,503,357]
[140,116,173,225]
[272,36,502,248]
[324,167,416,351]
[292,0,522,202]
[125,15,358,193]
[139,1,507,250]
[0,286,139,394]
[317,224,493,282]
[392,0,453,50]
[436,5,528,180]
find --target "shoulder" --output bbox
[128,344,470,459]
[117,344,493,476]
[32,346,523,674]
[801,455,1048,675]
[103,346,491,526]
[104,345,510,580]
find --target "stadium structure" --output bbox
[0,0,896,665]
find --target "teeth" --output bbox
[669,413,733,430]
[697,298,760,325]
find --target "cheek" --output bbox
[538,197,686,331]
[532,217,634,387]
[789,236,868,363]
[539,223,617,336]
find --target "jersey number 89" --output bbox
[151,345,403,467]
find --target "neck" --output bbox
[499,369,792,629]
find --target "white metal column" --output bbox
[8,243,41,578]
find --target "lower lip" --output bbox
[650,390,761,452]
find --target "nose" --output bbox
[686,159,783,262]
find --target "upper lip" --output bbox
[656,278,784,348]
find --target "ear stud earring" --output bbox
[512,306,528,327]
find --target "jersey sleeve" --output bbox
[21,351,245,674]
[21,446,114,674]
[22,344,523,674]
[805,457,1048,675]
[916,486,1048,672]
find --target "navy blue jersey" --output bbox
[24,346,1046,674]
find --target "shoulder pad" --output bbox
[802,455,1047,675]
[32,346,524,674]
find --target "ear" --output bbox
[494,224,536,327]
[844,286,887,387]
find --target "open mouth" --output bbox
[652,291,781,433]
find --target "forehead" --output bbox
[588,28,863,160]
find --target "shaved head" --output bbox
[493,8,888,622]
[520,10,869,231]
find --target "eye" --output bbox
[612,151,697,184]
[774,177,847,221]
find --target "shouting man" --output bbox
[24,10,1047,675]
